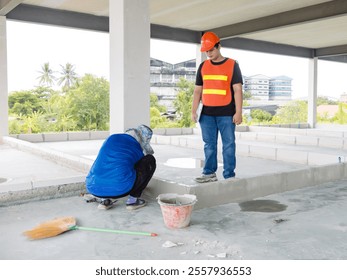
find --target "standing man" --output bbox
[192,31,243,183]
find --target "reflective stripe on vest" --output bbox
[201,59,235,106]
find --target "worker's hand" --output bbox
[233,111,242,125]
[192,112,198,123]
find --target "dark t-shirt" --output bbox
[195,58,243,116]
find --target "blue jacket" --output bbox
[86,134,144,197]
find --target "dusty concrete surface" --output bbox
[1,130,347,261]
[1,179,347,260]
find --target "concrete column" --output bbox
[308,57,318,128]
[0,16,8,137]
[109,0,150,133]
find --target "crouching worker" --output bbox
[85,124,156,210]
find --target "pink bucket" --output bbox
[157,193,197,229]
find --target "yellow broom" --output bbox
[23,216,158,240]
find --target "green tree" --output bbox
[317,96,338,106]
[250,109,272,123]
[272,100,307,124]
[57,63,79,91]
[150,94,166,113]
[150,107,166,128]
[65,74,109,130]
[37,62,55,87]
[21,111,44,133]
[243,91,252,100]
[56,114,77,132]
[334,103,347,124]
[8,91,43,116]
[173,78,194,127]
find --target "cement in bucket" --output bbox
[157,193,197,229]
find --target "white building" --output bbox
[150,58,196,109]
[244,74,292,101]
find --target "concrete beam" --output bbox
[151,24,200,44]
[222,37,314,58]
[7,4,201,44]
[316,44,347,57]
[210,1,347,39]
[320,55,347,63]
[0,0,22,16]
[7,4,109,32]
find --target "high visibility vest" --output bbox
[201,58,235,106]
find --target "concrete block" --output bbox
[165,128,182,135]
[276,149,307,165]
[236,125,249,132]
[236,143,250,156]
[256,133,276,142]
[186,138,204,149]
[178,137,188,147]
[235,131,241,139]
[193,127,201,135]
[249,145,276,160]
[182,128,194,134]
[258,126,277,133]
[275,134,296,145]
[155,135,171,145]
[43,133,68,142]
[308,152,341,166]
[273,127,291,135]
[289,123,304,129]
[248,126,263,132]
[153,128,166,135]
[90,131,109,140]
[296,135,318,146]
[9,134,19,140]
[290,128,309,136]
[307,129,344,138]
[310,164,347,184]
[67,132,90,141]
[169,136,181,146]
[318,137,344,149]
[284,168,313,191]
[33,176,86,188]
[239,132,257,141]
[17,134,44,143]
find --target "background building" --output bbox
[244,74,292,101]
[150,58,293,110]
[150,58,196,110]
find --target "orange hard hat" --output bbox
[200,32,220,52]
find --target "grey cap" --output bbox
[125,124,154,155]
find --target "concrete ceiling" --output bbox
[1,0,347,61]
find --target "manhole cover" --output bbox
[239,200,287,213]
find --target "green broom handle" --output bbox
[69,225,158,237]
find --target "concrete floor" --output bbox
[1,179,347,260]
[1,130,347,260]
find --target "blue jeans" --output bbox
[199,114,236,179]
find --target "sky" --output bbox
[5,20,347,100]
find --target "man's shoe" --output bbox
[126,198,147,210]
[97,198,117,210]
[195,173,217,183]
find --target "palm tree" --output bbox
[57,63,78,90]
[37,62,55,87]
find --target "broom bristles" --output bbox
[23,216,76,240]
